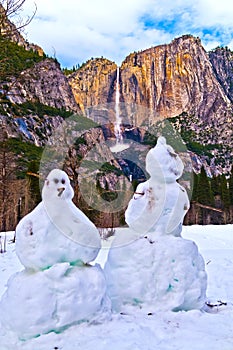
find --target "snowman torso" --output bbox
[125,178,189,237]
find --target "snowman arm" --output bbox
[133,182,149,200]
[134,191,145,197]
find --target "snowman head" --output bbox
[146,136,184,183]
[42,169,74,202]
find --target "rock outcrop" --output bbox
[0,113,64,146]
[120,35,232,122]
[209,47,233,104]
[69,58,117,112]
[0,7,79,114]
[6,59,80,112]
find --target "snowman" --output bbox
[105,137,207,313]
[0,169,111,339]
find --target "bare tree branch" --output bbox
[0,0,37,37]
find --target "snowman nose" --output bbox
[57,187,65,197]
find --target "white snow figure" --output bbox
[125,136,190,242]
[16,169,101,270]
[0,169,111,339]
[105,137,207,313]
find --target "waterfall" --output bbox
[110,66,130,153]
[114,66,122,143]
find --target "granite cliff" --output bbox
[68,35,232,174]
[69,35,232,124]
[120,35,231,121]
[209,46,233,104]
[5,58,79,111]
[69,57,117,111]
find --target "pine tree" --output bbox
[0,127,15,232]
[191,172,199,201]
[221,175,230,209]
[211,175,221,196]
[194,167,214,224]
[196,167,214,206]
[27,160,41,206]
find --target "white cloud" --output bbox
[195,0,233,27]
[18,0,233,67]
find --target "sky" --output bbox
[18,0,233,68]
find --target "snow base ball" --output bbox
[0,263,111,340]
[105,233,207,313]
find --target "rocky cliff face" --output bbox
[68,35,232,174]
[0,26,232,174]
[5,59,79,112]
[69,35,232,124]
[120,35,232,122]
[0,113,64,146]
[69,58,117,112]
[209,47,233,104]
[0,5,79,117]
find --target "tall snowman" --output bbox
[0,169,111,340]
[105,137,207,313]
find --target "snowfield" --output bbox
[1,225,233,350]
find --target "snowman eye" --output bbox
[61,179,66,184]
[54,178,59,184]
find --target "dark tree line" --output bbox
[186,166,233,225]
[0,125,43,237]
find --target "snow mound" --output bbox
[0,263,111,340]
[105,231,207,313]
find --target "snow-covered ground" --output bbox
[1,225,233,350]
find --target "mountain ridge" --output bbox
[0,30,232,175]
[68,35,232,175]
